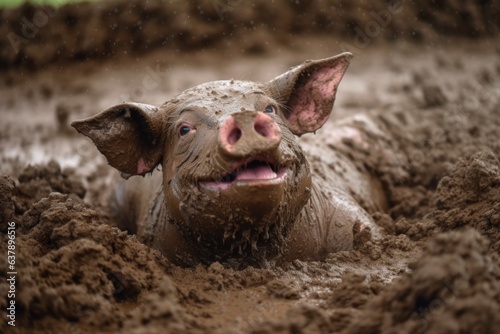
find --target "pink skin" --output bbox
[219,112,281,155]
[287,66,344,131]
[202,112,286,190]
[137,157,150,175]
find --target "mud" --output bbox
[1,0,500,71]
[1,1,500,333]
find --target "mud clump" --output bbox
[325,271,383,309]
[0,175,15,227]
[250,304,333,334]
[432,151,500,253]
[266,278,301,299]
[421,84,448,108]
[8,160,86,216]
[124,277,198,334]
[344,230,500,333]
[55,103,71,133]
[416,0,500,38]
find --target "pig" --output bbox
[71,52,387,267]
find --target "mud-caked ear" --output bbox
[71,102,164,177]
[267,52,352,136]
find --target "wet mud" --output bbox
[1,0,500,70]
[1,1,500,333]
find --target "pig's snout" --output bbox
[219,111,281,158]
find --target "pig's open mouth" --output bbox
[200,159,288,190]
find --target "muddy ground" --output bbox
[1,1,500,333]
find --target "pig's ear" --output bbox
[71,102,164,177]
[267,52,352,136]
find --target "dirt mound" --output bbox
[432,151,500,253]
[1,0,499,71]
[0,175,15,227]
[10,160,85,215]
[372,74,500,224]
[0,160,85,232]
[346,229,500,333]
[0,167,173,334]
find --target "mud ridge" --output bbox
[1,0,500,71]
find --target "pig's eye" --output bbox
[264,105,276,114]
[179,125,191,136]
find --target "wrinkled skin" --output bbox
[72,53,387,267]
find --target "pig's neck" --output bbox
[143,187,289,267]
[140,160,381,266]
[279,179,356,262]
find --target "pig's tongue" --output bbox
[235,164,277,181]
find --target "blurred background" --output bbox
[1,0,499,70]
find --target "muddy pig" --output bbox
[72,53,387,267]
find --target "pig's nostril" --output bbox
[228,128,242,145]
[220,113,281,157]
[254,114,280,141]
[254,123,271,138]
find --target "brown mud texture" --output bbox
[1,0,500,70]
[1,1,500,333]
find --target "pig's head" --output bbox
[72,53,352,264]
